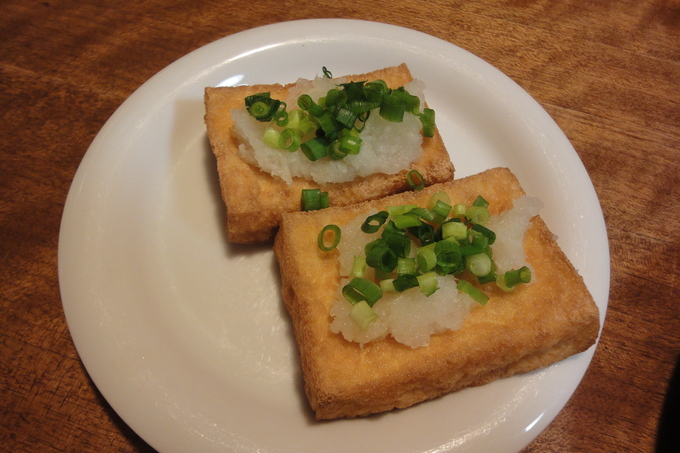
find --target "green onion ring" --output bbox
[342,277,382,306]
[361,211,388,233]
[317,224,341,252]
[407,170,425,190]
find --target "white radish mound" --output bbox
[329,196,542,348]
[231,78,426,185]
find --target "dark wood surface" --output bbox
[2,1,678,452]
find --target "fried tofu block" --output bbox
[273,167,600,420]
[205,64,453,244]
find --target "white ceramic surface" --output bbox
[58,19,609,453]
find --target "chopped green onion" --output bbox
[503,266,532,288]
[379,92,406,122]
[350,255,367,278]
[278,128,300,152]
[328,141,349,161]
[387,204,418,217]
[419,108,435,138]
[335,107,358,130]
[302,188,329,211]
[274,105,289,127]
[452,203,467,219]
[417,244,437,272]
[468,229,489,248]
[466,206,490,225]
[297,94,324,117]
[317,224,341,252]
[322,66,332,78]
[343,278,382,306]
[457,279,489,306]
[245,92,282,122]
[364,79,388,95]
[397,257,416,276]
[435,240,463,269]
[392,274,419,292]
[263,127,280,148]
[379,278,396,293]
[407,206,436,222]
[408,221,436,245]
[431,199,452,219]
[366,244,398,273]
[417,271,439,296]
[393,213,421,229]
[406,170,425,190]
[316,110,340,136]
[381,221,412,257]
[472,195,490,208]
[349,300,378,330]
[338,133,362,155]
[300,137,328,161]
[441,220,468,242]
[361,211,388,233]
[465,253,492,277]
[460,244,486,256]
[470,224,496,245]
[476,260,497,284]
[428,191,451,209]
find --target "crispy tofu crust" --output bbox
[273,167,600,420]
[205,64,453,244]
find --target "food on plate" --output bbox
[204,64,453,243]
[273,167,600,420]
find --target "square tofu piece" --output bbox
[205,64,453,244]
[273,167,600,420]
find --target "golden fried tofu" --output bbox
[205,64,453,244]
[273,167,600,420]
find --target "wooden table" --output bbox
[2,1,678,452]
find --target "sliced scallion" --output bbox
[470,224,496,245]
[503,266,532,288]
[300,137,328,161]
[465,253,492,277]
[397,257,416,276]
[417,271,439,296]
[302,189,329,211]
[466,206,490,225]
[457,280,489,306]
[245,92,281,122]
[393,213,421,229]
[317,224,341,252]
[366,244,398,273]
[406,170,425,190]
[452,203,467,219]
[379,278,396,293]
[435,240,463,269]
[361,211,388,233]
[263,127,280,149]
[419,108,435,138]
[417,243,437,272]
[392,274,419,292]
[350,255,367,278]
[342,278,382,306]
[278,128,300,152]
[387,204,418,217]
[441,220,468,242]
[349,300,378,330]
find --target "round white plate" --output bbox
[59,19,609,453]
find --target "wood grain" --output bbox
[1,0,678,452]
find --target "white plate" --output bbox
[59,19,609,453]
